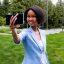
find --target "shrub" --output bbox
[0,16,6,25]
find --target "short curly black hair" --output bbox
[24,5,45,24]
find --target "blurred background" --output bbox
[0,0,64,64]
[0,0,64,29]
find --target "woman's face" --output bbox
[27,10,38,27]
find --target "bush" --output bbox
[0,16,6,26]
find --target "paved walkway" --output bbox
[0,28,63,35]
[45,28,63,34]
[0,33,11,35]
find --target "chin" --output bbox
[29,24,34,26]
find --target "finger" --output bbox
[10,24,20,29]
[14,13,18,17]
[10,15,13,20]
[12,13,18,20]
[10,14,18,25]
[15,24,20,28]
[13,17,17,25]
[10,15,13,25]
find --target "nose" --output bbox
[28,17,33,21]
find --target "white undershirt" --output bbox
[39,40,43,51]
[39,40,46,64]
[39,40,43,47]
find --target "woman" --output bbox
[10,5,50,64]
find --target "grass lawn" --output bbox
[47,31,64,64]
[0,26,64,64]
[0,26,21,34]
[0,35,24,64]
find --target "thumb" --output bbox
[15,24,20,28]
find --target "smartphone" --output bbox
[6,13,24,25]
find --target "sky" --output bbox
[51,0,58,5]
[0,0,11,3]
[0,0,3,3]
[51,0,64,5]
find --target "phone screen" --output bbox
[6,13,24,25]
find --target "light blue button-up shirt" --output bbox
[15,27,49,64]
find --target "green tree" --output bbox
[3,0,10,17]
[56,0,64,27]
[0,0,10,17]
[48,0,64,28]
[9,0,47,28]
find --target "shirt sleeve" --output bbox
[18,29,27,43]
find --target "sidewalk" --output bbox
[45,28,63,34]
[0,28,63,35]
[0,33,11,35]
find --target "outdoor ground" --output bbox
[0,26,64,64]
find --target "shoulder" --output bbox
[39,28,46,35]
[19,28,28,36]
[40,29,45,33]
[22,28,28,32]
[21,28,28,33]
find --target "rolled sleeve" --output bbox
[18,29,27,43]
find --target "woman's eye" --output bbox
[27,15,30,17]
[32,16,36,18]
[27,15,36,18]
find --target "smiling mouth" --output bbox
[29,21,33,24]
[30,22,33,23]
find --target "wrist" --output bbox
[11,28,17,33]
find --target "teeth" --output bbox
[29,22,32,23]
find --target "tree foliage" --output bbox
[0,0,10,17]
[0,0,64,28]
[48,0,64,28]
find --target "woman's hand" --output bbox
[9,14,20,43]
[10,14,20,30]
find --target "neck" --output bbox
[31,26,38,32]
